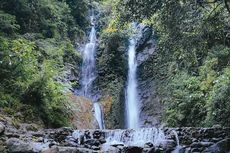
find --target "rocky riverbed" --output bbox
[0,120,230,153]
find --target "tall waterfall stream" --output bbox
[126,38,140,129]
[78,15,105,129]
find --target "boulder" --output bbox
[204,138,230,153]
[42,146,84,153]
[143,147,155,153]
[121,146,143,153]
[52,127,73,143]
[164,140,177,150]
[19,123,39,132]
[41,146,59,153]
[102,146,120,153]
[144,142,154,148]
[6,138,33,153]
[58,147,79,153]
[136,24,153,52]
[85,139,101,146]
[93,130,102,139]
[91,145,100,151]
[0,122,5,134]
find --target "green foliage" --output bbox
[164,72,206,126]
[65,0,88,29]
[206,67,230,127]
[0,11,19,34]
[97,31,128,86]
[63,41,82,66]
[96,30,128,128]
[0,0,86,127]
[113,0,230,127]
[0,37,73,127]
[23,64,71,127]
[0,0,86,40]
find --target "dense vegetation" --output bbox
[1,0,229,129]
[0,0,88,127]
[111,0,230,127]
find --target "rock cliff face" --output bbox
[94,24,162,128]
[95,32,128,129]
[135,24,162,128]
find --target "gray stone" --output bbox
[102,146,120,153]
[144,142,154,148]
[99,139,106,144]
[6,138,33,153]
[200,141,214,147]
[143,147,155,153]
[85,139,101,146]
[204,138,230,153]
[111,143,124,148]
[58,146,79,153]
[91,145,100,150]
[136,24,153,53]
[0,122,5,134]
[41,146,59,153]
[191,148,202,152]
[93,130,102,139]
[19,123,38,132]
[121,146,143,153]
[164,139,177,149]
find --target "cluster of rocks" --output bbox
[0,120,230,153]
[69,129,170,153]
[165,127,230,153]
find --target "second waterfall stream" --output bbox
[126,36,140,129]
[79,15,105,129]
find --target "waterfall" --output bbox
[72,128,166,147]
[93,102,105,129]
[126,38,139,129]
[172,130,182,153]
[79,14,105,129]
[105,128,166,147]
[81,26,96,97]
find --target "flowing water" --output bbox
[79,15,105,129]
[81,26,96,97]
[171,130,182,153]
[72,128,166,148]
[126,38,140,129]
[93,102,105,129]
[71,22,170,150]
[105,128,166,146]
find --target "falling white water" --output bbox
[172,130,180,146]
[172,130,182,153]
[72,128,166,148]
[79,14,105,129]
[105,128,166,147]
[81,26,96,96]
[93,102,105,129]
[126,38,139,129]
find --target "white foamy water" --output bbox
[126,38,139,129]
[105,128,166,147]
[72,128,166,148]
[171,130,182,153]
[94,102,105,129]
[81,27,96,96]
[79,14,105,129]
